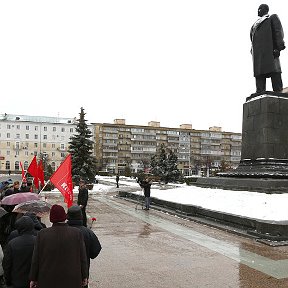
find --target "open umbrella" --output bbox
[1,192,39,206]
[13,200,52,217]
[0,207,8,218]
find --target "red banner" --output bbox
[27,156,39,189]
[38,160,45,187]
[50,154,73,208]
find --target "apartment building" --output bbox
[0,113,78,173]
[93,119,242,176]
[0,114,241,176]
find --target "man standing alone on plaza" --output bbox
[78,179,88,227]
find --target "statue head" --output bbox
[258,4,269,17]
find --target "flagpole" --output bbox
[38,180,50,195]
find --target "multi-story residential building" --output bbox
[0,113,78,173]
[93,119,242,176]
[0,114,241,176]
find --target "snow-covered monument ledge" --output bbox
[197,91,288,193]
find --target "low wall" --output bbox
[118,191,288,242]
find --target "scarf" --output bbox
[251,14,269,40]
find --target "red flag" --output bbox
[27,156,39,189]
[50,154,73,208]
[38,160,45,187]
[20,161,26,181]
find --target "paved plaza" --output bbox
[42,189,288,288]
[2,175,288,288]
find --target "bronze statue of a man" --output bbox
[250,4,285,93]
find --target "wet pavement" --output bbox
[3,173,288,288]
[75,191,288,288]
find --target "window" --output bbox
[6,151,10,156]
[16,125,20,129]
[60,143,65,150]
[16,134,20,139]
[61,152,65,158]
[25,134,29,139]
[7,124,11,129]
[52,143,55,148]
[15,142,20,149]
[25,151,29,156]
[35,126,38,131]
[53,127,56,132]
[15,161,20,170]
[61,127,65,132]
[43,143,47,148]
[34,143,38,148]
[34,135,38,139]
[52,152,55,157]
[7,142,10,147]
[26,126,29,130]
[43,135,47,140]
[7,133,10,138]
[5,161,10,170]
[44,126,47,131]
[70,128,73,133]
[24,161,29,170]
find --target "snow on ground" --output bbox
[94,176,288,222]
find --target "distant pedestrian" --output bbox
[140,178,152,210]
[67,205,102,288]
[29,204,88,288]
[77,180,88,227]
[116,174,119,188]
[3,216,36,288]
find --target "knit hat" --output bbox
[67,205,83,220]
[50,204,67,223]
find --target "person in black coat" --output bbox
[77,180,88,227]
[140,178,152,210]
[250,4,285,93]
[19,180,31,192]
[7,212,45,242]
[3,216,36,288]
[67,205,102,288]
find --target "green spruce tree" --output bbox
[68,107,97,184]
[150,144,182,183]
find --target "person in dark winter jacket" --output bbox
[139,178,152,210]
[77,180,88,227]
[29,204,88,288]
[19,180,31,192]
[3,216,36,288]
[67,205,102,288]
[250,4,286,93]
[7,212,45,242]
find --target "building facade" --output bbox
[0,114,241,176]
[0,114,78,173]
[93,119,242,176]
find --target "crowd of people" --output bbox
[0,179,102,288]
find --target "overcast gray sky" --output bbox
[1,1,287,133]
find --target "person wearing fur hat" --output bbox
[3,216,36,288]
[67,205,102,287]
[29,204,88,288]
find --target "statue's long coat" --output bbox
[250,14,285,77]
